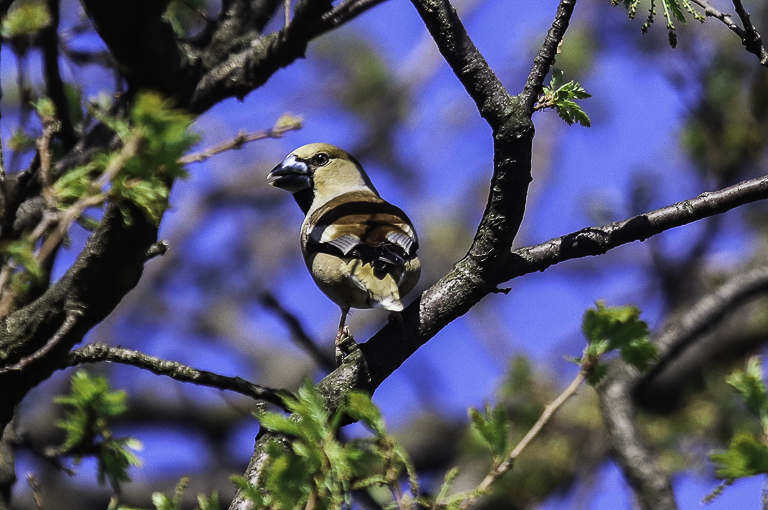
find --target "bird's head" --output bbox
[268,143,378,213]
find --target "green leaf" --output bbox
[197,491,220,510]
[265,442,313,509]
[257,412,303,437]
[231,476,268,507]
[99,438,143,493]
[2,2,51,38]
[435,467,460,504]
[345,391,386,436]
[585,362,609,386]
[710,433,768,480]
[54,371,140,493]
[726,357,768,418]
[53,162,102,205]
[469,404,509,460]
[581,301,656,373]
[8,128,35,152]
[538,69,592,127]
[33,97,57,120]
[612,0,702,48]
[3,238,43,280]
[619,336,658,373]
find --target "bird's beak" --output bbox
[268,155,311,192]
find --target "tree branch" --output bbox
[178,114,303,165]
[40,0,76,147]
[408,0,512,130]
[505,173,768,280]
[636,264,768,411]
[259,292,336,371]
[597,364,679,510]
[521,0,578,112]
[690,0,768,67]
[79,0,197,96]
[67,343,288,408]
[191,0,335,112]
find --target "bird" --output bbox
[268,143,420,364]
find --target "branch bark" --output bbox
[67,344,288,408]
[597,363,679,510]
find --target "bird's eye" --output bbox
[311,153,330,166]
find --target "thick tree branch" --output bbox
[598,364,679,510]
[0,201,158,429]
[231,0,551,506]
[599,263,768,510]
[636,264,768,410]
[505,174,768,280]
[408,0,512,130]
[192,0,386,113]
[79,0,197,97]
[41,0,76,147]
[67,343,288,408]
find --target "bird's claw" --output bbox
[335,327,356,366]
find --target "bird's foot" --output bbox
[335,327,356,366]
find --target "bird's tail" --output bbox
[357,268,404,312]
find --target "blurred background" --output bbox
[6,0,768,508]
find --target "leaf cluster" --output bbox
[1,1,51,41]
[54,91,198,225]
[574,301,656,384]
[709,358,768,486]
[537,70,591,127]
[117,477,220,510]
[611,0,704,48]
[54,371,142,493]
[1,237,43,285]
[235,381,422,510]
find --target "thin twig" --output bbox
[457,369,586,509]
[179,115,302,165]
[284,0,291,26]
[0,134,141,317]
[732,0,768,65]
[690,0,768,66]
[0,310,81,374]
[521,0,578,113]
[260,291,336,371]
[320,0,386,30]
[67,343,288,408]
[36,115,59,207]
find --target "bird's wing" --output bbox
[303,191,418,269]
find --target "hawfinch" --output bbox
[268,143,420,362]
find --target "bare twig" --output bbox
[178,114,303,165]
[320,0,387,30]
[67,343,288,408]
[732,0,768,65]
[0,134,141,317]
[0,310,81,374]
[455,369,586,509]
[521,0,579,113]
[284,0,291,25]
[260,291,336,371]
[690,0,768,66]
[26,474,44,509]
